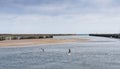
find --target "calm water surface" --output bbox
[0,36,120,69]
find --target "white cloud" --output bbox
[25,5,67,11]
[0,12,120,34]
[81,0,113,7]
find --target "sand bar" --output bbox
[0,38,89,47]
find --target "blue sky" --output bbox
[0,0,120,34]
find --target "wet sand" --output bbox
[0,38,89,47]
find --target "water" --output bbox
[0,36,120,69]
[53,34,89,39]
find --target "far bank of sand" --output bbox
[0,38,89,47]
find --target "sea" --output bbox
[0,35,120,69]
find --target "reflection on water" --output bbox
[0,36,120,69]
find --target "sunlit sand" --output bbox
[0,38,89,47]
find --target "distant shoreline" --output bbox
[0,38,89,48]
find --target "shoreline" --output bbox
[0,38,89,48]
[0,42,77,48]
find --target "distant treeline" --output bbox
[0,34,53,41]
[89,34,120,39]
[0,34,77,41]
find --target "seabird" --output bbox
[41,48,44,52]
[68,49,71,55]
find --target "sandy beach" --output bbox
[0,38,89,47]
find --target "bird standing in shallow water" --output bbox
[41,48,44,52]
[68,49,71,55]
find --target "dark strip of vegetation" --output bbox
[89,34,120,39]
[0,34,54,41]
[0,34,76,41]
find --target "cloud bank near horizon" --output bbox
[0,0,120,34]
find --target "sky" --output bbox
[0,0,120,34]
